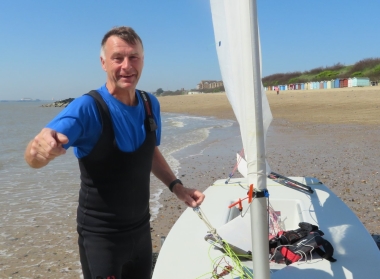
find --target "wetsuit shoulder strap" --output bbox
[85,90,114,137]
[137,90,157,132]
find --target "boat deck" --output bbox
[152,177,380,279]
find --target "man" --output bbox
[24,26,205,279]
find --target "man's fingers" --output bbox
[184,189,205,208]
[31,135,66,161]
[34,152,57,162]
[34,147,63,160]
[185,198,197,208]
[56,133,69,145]
[192,191,205,206]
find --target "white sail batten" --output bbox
[210,0,272,278]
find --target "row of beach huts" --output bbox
[264,77,375,91]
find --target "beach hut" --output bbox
[327,80,331,89]
[301,83,305,90]
[352,77,370,87]
[334,78,340,88]
[339,79,344,88]
[323,81,327,89]
[331,79,335,88]
[343,78,348,87]
[319,81,324,89]
[348,78,352,87]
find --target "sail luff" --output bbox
[210,0,271,277]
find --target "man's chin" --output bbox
[117,82,136,90]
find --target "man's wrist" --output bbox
[169,179,183,192]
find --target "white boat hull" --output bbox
[152,177,380,278]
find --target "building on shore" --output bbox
[197,80,223,90]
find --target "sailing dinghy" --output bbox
[152,0,380,278]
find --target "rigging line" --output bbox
[225,149,244,184]
[193,207,218,236]
[298,244,316,264]
[221,240,253,278]
[205,240,252,279]
[268,204,284,236]
[194,207,253,278]
[240,197,254,217]
[269,244,296,262]
[246,168,269,183]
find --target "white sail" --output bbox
[210,0,272,176]
[210,0,272,278]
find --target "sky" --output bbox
[1,0,379,100]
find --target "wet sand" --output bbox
[152,86,380,254]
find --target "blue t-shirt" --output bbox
[46,84,161,158]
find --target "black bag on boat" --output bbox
[269,222,337,265]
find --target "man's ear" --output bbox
[100,56,106,72]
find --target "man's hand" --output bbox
[172,184,205,208]
[150,147,205,207]
[25,128,69,168]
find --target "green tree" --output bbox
[155,88,164,96]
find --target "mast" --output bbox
[210,0,271,278]
[248,0,270,277]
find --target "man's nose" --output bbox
[121,58,131,69]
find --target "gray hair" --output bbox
[100,26,143,59]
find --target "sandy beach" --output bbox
[2,87,379,278]
[152,86,380,254]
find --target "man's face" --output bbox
[100,36,144,93]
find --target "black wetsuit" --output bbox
[77,91,156,279]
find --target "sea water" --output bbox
[0,101,236,277]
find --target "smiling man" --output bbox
[24,26,205,279]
